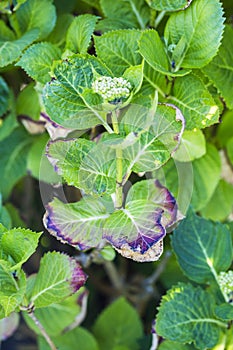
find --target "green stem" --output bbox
[154,10,166,28]
[111,110,123,210]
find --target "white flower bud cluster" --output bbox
[92,76,132,103]
[218,271,233,303]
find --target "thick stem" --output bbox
[111,110,123,210]
[27,310,57,350]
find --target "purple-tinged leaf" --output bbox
[126,179,178,229]
[40,112,73,140]
[103,200,166,262]
[43,197,109,250]
[30,252,88,308]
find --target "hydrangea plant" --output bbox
[0,0,232,349]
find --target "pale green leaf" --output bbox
[42,55,110,129]
[17,42,61,84]
[1,228,42,270]
[200,179,233,221]
[171,209,233,283]
[66,14,98,54]
[0,127,33,199]
[191,143,221,211]
[100,0,150,29]
[10,0,56,41]
[0,263,26,318]
[94,30,142,75]
[156,283,224,349]
[43,197,109,250]
[170,74,219,130]
[0,29,39,68]
[202,25,233,109]
[30,252,87,308]
[93,297,143,350]
[164,0,224,69]
[139,30,190,76]
[46,138,94,187]
[120,103,184,172]
[147,0,191,11]
[78,142,120,195]
[0,77,10,117]
[16,83,40,120]
[172,129,206,162]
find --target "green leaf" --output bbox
[120,103,184,172]
[171,209,233,284]
[42,55,110,129]
[16,83,40,120]
[27,134,60,183]
[1,228,42,270]
[172,129,206,162]
[93,297,143,350]
[100,0,150,29]
[10,0,56,41]
[147,0,191,11]
[227,137,233,166]
[43,197,109,250]
[191,143,221,211]
[215,303,233,321]
[94,30,142,76]
[0,110,18,143]
[202,25,233,109]
[156,283,225,350]
[38,326,99,350]
[0,77,10,117]
[66,14,98,54]
[216,110,233,148]
[30,252,87,308]
[17,42,61,84]
[78,142,118,195]
[0,205,11,230]
[0,263,26,318]
[47,13,73,46]
[143,62,167,98]
[23,294,81,336]
[0,20,16,41]
[139,30,190,77]
[158,340,195,350]
[46,138,94,187]
[200,179,233,221]
[169,74,219,130]
[0,29,39,68]
[164,0,224,69]
[0,127,33,199]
